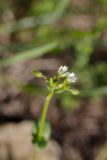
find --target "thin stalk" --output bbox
[38,91,53,139]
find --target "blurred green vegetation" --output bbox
[0,0,107,109]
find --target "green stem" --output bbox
[38,91,53,139]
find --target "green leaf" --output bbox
[32,119,51,149]
[49,78,54,86]
[68,89,79,95]
[0,42,58,68]
[55,89,64,93]
[32,70,46,79]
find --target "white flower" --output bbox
[67,73,77,83]
[58,66,77,83]
[58,65,68,75]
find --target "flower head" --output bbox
[58,65,77,83]
[58,65,68,75]
[67,73,77,83]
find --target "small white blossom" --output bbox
[58,66,77,83]
[58,65,68,75]
[67,72,77,83]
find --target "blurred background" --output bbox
[0,0,107,160]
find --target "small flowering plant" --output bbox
[32,66,79,148]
